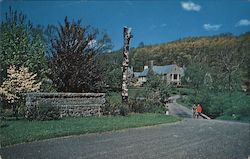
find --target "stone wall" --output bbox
[25,93,105,118]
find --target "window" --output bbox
[174,74,178,80]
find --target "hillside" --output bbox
[132,33,249,70]
[101,32,250,72]
[99,32,250,92]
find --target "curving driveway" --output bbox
[167,95,193,118]
[1,97,249,159]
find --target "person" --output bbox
[196,103,202,119]
[192,104,197,118]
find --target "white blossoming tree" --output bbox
[0,65,41,118]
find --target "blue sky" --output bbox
[1,0,250,50]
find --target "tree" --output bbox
[105,68,122,91]
[48,17,112,92]
[0,7,48,83]
[138,42,145,48]
[183,62,208,94]
[214,42,246,94]
[145,74,173,103]
[0,65,41,118]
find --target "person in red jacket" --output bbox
[196,103,202,119]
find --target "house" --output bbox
[131,63,184,86]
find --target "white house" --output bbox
[132,64,184,86]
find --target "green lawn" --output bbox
[0,113,180,147]
[128,87,146,97]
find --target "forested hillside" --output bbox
[101,32,250,89]
[134,33,249,70]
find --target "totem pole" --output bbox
[122,27,132,103]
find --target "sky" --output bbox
[1,0,250,50]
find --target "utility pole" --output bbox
[122,27,132,103]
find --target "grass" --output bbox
[176,88,250,122]
[0,113,180,147]
[106,87,146,105]
[128,87,146,97]
[177,87,195,96]
[176,96,192,108]
[216,115,250,123]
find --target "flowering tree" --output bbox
[0,7,48,84]
[0,66,41,117]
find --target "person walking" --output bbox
[196,103,202,119]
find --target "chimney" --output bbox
[144,66,148,70]
[149,60,154,69]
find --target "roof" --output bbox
[133,72,141,78]
[138,64,177,77]
[128,67,133,74]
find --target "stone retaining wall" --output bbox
[25,93,105,118]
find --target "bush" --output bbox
[27,101,60,120]
[177,89,250,120]
[178,88,195,96]
[144,100,165,114]
[105,90,166,116]
[119,104,129,116]
[129,98,165,114]
[1,108,13,117]
[0,119,8,128]
[129,98,145,113]
[103,98,120,115]
[103,92,122,115]
[37,105,60,121]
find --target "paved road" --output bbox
[1,96,249,159]
[1,119,249,159]
[167,95,193,118]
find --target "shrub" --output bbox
[103,99,120,115]
[129,98,145,113]
[144,100,165,114]
[0,120,8,128]
[27,101,60,120]
[0,66,41,118]
[129,98,165,114]
[119,104,129,116]
[105,90,166,116]
[103,92,122,115]
[37,105,60,121]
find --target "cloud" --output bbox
[0,0,3,3]
[160,24,167,27]
[149,24,167,30]
[203,24,222,31]
[181,1,201,11]
[150,24,157,30]
[235,19,250,27]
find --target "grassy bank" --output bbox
[176,88,250,122]
[0,113,180,147]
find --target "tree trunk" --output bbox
[122,27,132,103]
